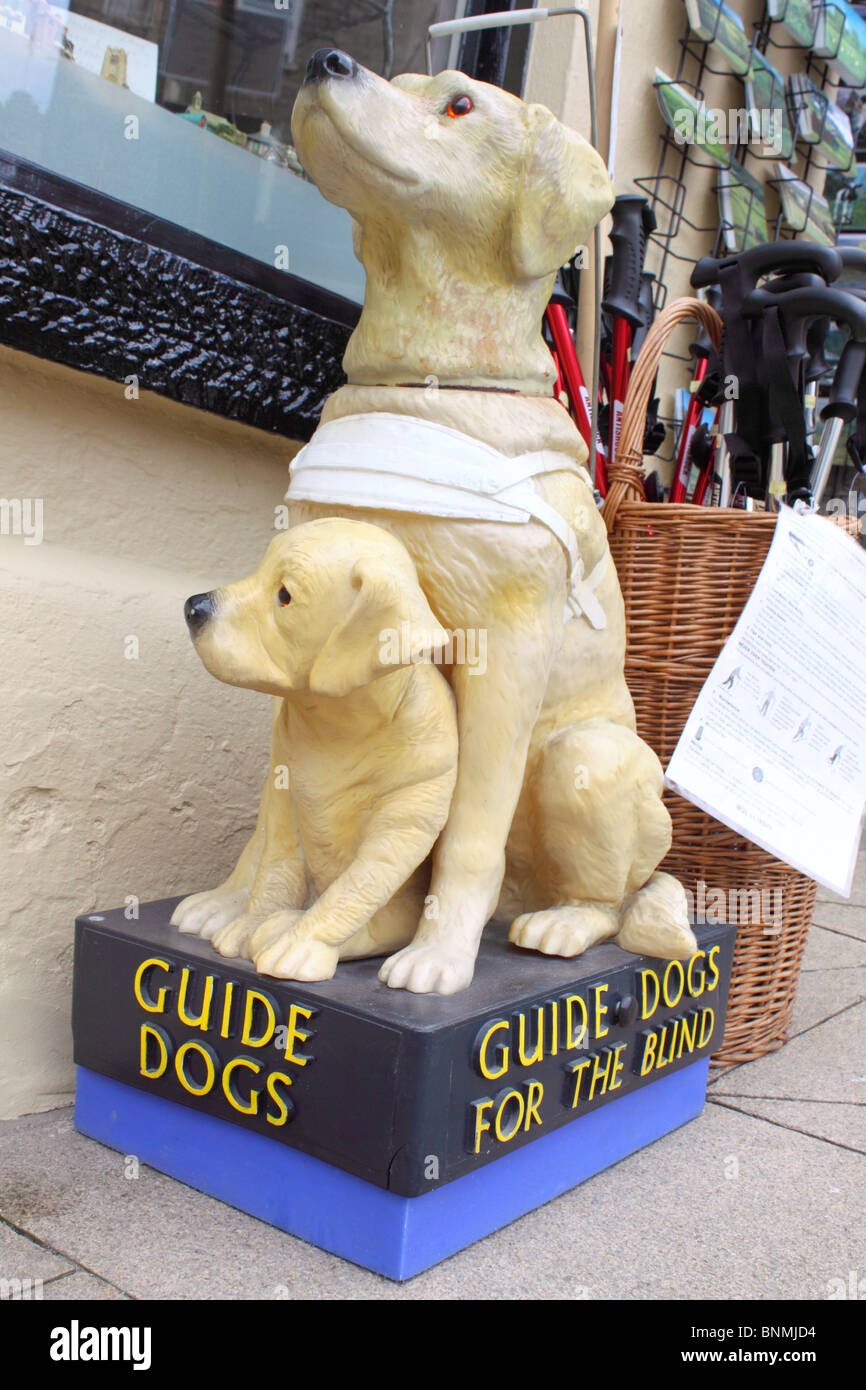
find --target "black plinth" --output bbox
[73,900,735,1199]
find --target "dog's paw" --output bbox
[616,872,698,960]
[378,942,475,995]
[509,904,619,957]
[254,929,339,982]
[170,888,251,940]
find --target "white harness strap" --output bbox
[286,413,609,629]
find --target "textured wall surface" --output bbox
[0,344,297,1118]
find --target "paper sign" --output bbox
[665,506,866,895]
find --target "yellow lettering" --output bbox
[663,959,685,1008]
[471,1098,493,1154]
[524,1079,544,1130]
[567,1056,592,1108]
[175,1040,216,1097]
[639,969,660,1020]
[516,1007,544,1067]
[494,1089,525,1143]
[639,1031,658,1075]
[220,981,234,1038]
[698,1006,715,1046]
[686,951,707,998]
[706,945,721,992]
[222,1056,262,1115]
[678,1010,698,1057]
[177,967,214,1030]
[608,1041,627,1092]
[667,1018,680,1062]
[564,994,588,1049]
[139,1023,169,1078]
[548,1000,558,1057]
[594,983,610,1040]
[284,1003,315,1066]
[588,1048,613,1098]
[134,957,171,1014]
[265,1071,294,1127]
[476,1019,510,1080]
[241,989,276,1048]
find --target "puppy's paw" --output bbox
[254,931,339,982]
[379,943,475,995]
[170,888,251,940]
[509,903,618,957]
[247,910,306,961]
[211,912,267,960]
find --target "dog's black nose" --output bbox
[304,48,357,84]
[184,592,214,632]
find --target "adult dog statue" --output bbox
[173,49,698,992]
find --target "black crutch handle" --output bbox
[692,243,842,291]
[824,340,866,423]
[602,195,657,327]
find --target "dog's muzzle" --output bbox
[304,48,358,85]
[184,592,214,633]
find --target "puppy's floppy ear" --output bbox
[309,558,449,698]
[511,103,614,281]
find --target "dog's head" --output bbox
[292,48,612,283]
[184,519,448,700]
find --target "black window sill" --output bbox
[0,152,360,441]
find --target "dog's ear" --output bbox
[511,103,613,281]
[309,558,449,698]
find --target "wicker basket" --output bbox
[605,298,816,1066]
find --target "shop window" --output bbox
[0,1,529,302]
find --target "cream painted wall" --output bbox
[0,346,297,1117]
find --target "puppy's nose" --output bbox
[184,592,214,633]
[304,48,357,84]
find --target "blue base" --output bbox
[75,1059,709,1281]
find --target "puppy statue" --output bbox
[173,53,698,991]
[178,519,457,981]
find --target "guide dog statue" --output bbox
[173,50,698,991]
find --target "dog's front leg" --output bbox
[249,778,455,982]
[380,608,561,994]
[171,698,291,938]
[210,706,309,959]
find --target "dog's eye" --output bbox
[277,585,291,606]
[446,95,473,118]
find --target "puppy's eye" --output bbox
[446,95,473,118]
[277,585,291,606]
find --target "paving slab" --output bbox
[801,925,866,971]
[0,1093,862,1299]
[40,1271,130,1300]
[810,901,866,943]
[712,1001,866,1104]
[789,966,866,1036]
[713,1097,865,1155]
[0,1220,73,1285]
